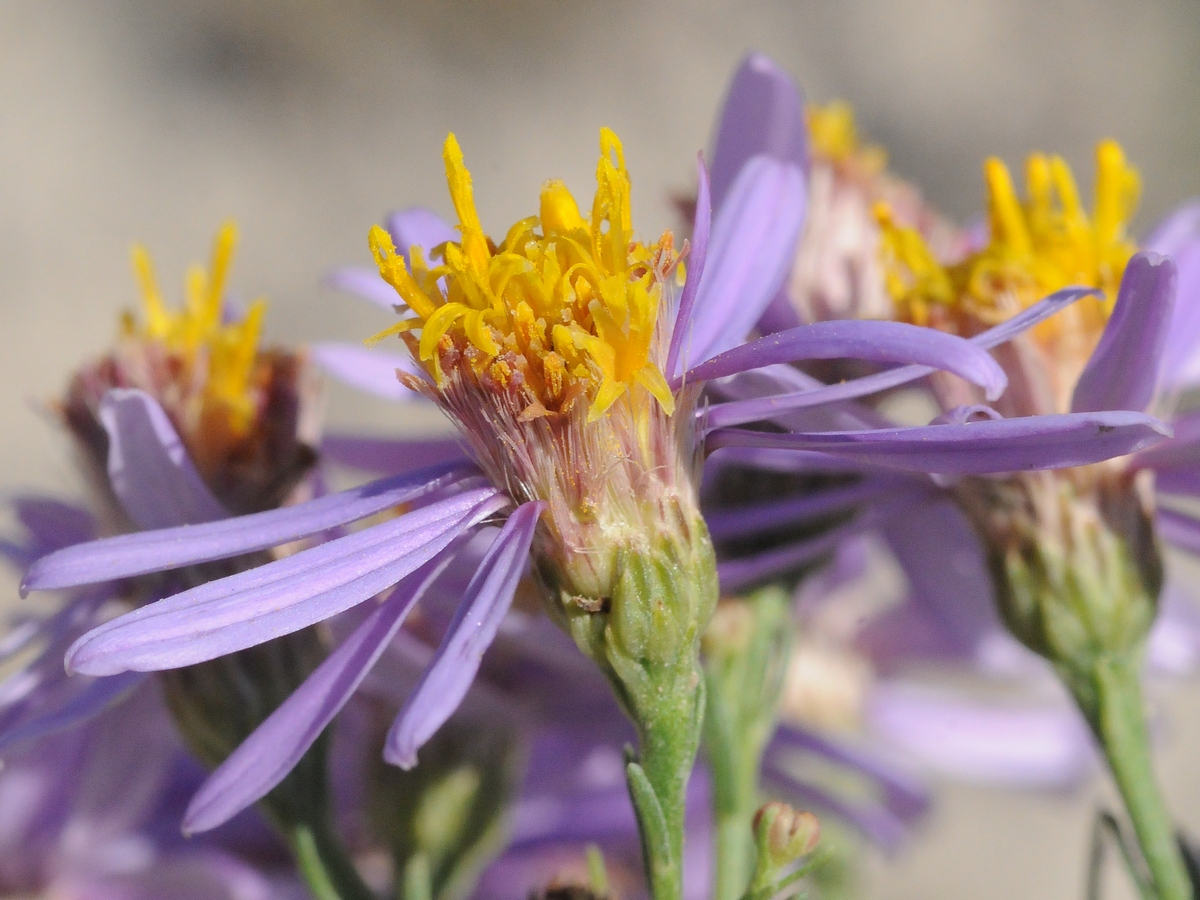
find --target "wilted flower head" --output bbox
[62,222,319,517]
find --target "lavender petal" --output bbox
[1072,252,1177,414]
[385,207,457,259]
[23,462,476,592]
[183,565,446,833]
[867,683,1095,786]
[385,501,543,768]
[99,390,229,530]
[323,266,399,311]
[685,156,807,366]
[65,490,506,674]
[1157,507,1200,555]
[881,497,999,654]
[320,434,470,475]
[710,53,808,211]
[0,671,145,755]
[706,411,1171,475]
[666,154,711,380]
[680,320,1006,399]
[705,287,1098,431]
[311,342,422,402]
[706,476,905,542]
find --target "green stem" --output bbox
[290,820,377,900]
[715,805,756,900]
[1081,655,1192,900]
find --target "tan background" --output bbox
[3,2,1200,897]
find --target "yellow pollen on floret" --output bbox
[876,140,1140,344]
[127,221,266,438]
[368,130,678,423]
[807,101,887,172]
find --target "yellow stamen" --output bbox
[126,221,266,438]
[876,140,1140,347]
[807,101,887,172]
[369,130,678,422]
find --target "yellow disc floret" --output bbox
[368,130,678,423]
[877,140,1141,343]
[126,221,266,440]
[808,101,887,173]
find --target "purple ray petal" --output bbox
[710,53,808,211]
[385,207,457,259]
[685,156,807,366]
[322,265,400,311]
[706,410,1171,475]
[678,320,1007,398]
[320,434,470,475]
[706,444,877,475]
[0,671,145,755]
[1145,200,1200,257]
[1072,252,1177,414]
[761,762,909,852]
[65,490,507,674]
[1161,256,1200,389]
[881,497,998,654]
[706,476,904,542]
[99,390,228,530]
[867,683,1095,786]
[768,724,930,822]
[13,498,96,554]
[385,501,543,768]
[183,563,448,834]
[705,287,1099,431]
[1157,507,1200,555]
[717,517,872,594]
[24,462,477,592]
[310,342,423,402]
[666,154,711,380]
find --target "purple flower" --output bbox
[22,122,1156,840]
[695,52,1200,787]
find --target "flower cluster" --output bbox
[5,48,1200,900]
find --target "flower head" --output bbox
[64,223,319,515]
[877,141,1142,410]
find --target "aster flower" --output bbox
[21,126,1030,900]
[705,52,1200,900]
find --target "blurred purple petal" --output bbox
[685,156,807,366]
[385,207,457,258]
[761,761,909,852]
[705,286,1098,431]
[1157,507,1200,555]
[98,390,228,530]
[867,683,1095,786]
[706,411,1171,474]
[24,462,475,592]
[666,154,711,380]
[709,53,808,210]
[65,489,507,674]
[322,265,399,311]
[1145,200,1200,257]
[769,724,930,822]
[183,565,446,833]
[0,671,145,755]
[880,497,999,656]
[707,476,904,542]
[385,501,543,768]
[310,342,423,402]
[681,320,1006,399]
[1146,579,1200,675]
[320,433,470,475]
[1072,252,1177,414]
[718,517,873,594]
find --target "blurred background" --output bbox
[3,2,1199,898]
